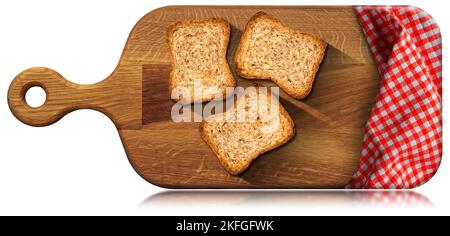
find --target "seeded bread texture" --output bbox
[235,12,327,99]
[200,90,295,175]
[168,18,236,103]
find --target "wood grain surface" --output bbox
[8,6,381,188]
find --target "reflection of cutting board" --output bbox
[8,6,381,188]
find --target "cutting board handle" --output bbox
[8,67,112,127]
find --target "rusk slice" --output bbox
[168,18,236,103]
[235,12,327,99]
[200,89,295,175]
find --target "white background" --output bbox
[0,0,448,216]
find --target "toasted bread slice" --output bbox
[168,18,236,103]
[235,12,327,99]
[200,88,295,175]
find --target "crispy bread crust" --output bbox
[200,92,295,175]
[167,18,236,103]
[235,12,327,99]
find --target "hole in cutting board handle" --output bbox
[25,86,47,108]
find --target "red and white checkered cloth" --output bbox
[347,6,442,189]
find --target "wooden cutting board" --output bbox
[8,6,381,188]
